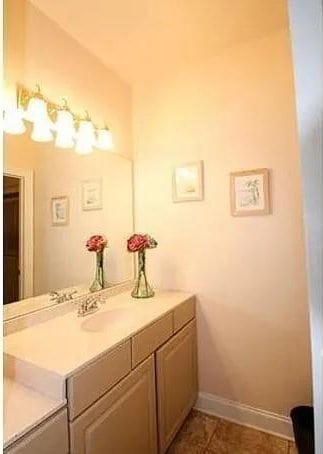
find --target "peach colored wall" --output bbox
[4,0,134,296]
[133,29,312,415]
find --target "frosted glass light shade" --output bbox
[31,120,53,142]
[3,107,26,135]
[55,110,75,149]
[96,128,113,151]
[55,132,74,149]
[25,97,48,123]
[75,120,96,155]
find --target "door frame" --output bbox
[4,166,34,300]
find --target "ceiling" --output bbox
[28,0,288,85]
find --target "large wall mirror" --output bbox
[3,128,134,320]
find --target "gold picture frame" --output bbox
[230,168,270,216]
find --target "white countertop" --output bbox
[4,378,66,448]
[4,290,194,378]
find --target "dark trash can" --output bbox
[290,406,314,454]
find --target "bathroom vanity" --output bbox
[4,290,198,454]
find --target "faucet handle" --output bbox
[67,290,77,300]
[49,291,59,300]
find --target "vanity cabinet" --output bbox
[70,355,158,454]
[4,409,68,454]
[4,294,197,454]
[156,320,198,453]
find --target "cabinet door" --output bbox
[156,319,198,453]
[5,409,68,454]
[70,355,157,454]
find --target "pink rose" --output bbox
[86,235,108,252]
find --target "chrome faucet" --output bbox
[49,290,77,304]
[77,295,100,317]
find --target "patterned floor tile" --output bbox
[205,419,288,454]
[167,440,205,454]
[170,409,219,449]
[168,411,292,454]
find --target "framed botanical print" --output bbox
[51,196,69,226]
[173,161,204,202]
[82,179,103,211]
[230,168,270,216]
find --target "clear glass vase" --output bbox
[90,251,106,292]
[131,249,154,298]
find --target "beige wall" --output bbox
[4,0,134,296]
[133,28,312,415]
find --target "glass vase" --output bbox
[131,249,154,298]
[90,251,106,292]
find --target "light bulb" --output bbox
[55,110,75,149]
[3,106,26,135]
[31,120,53,142]
[96,127,113,151]
[75,120,95,155]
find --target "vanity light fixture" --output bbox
[96,126,113,151]
[75,112,96,155]
[3,84,114,154]
[54,99,75,149]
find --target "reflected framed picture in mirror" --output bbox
[82,178,103,211]
[51,196,69,226]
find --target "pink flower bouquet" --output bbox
[86,235,108,253]
[86,235,108,292]
[127,233,157,298]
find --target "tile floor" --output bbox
[167,410,297,454]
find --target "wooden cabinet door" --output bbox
[156,319,198,453]
[5,409,68,454]
[70,355,157,454]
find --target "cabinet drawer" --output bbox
[131,313,173,367]
[173,297,195,333]
[5,409,68,454]
[67,341,131,420]
[70,356,157,454]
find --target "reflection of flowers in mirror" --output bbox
[86,235,108,252]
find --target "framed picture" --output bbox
[173,161,204,202]
[51,196,69,226]
[82,179,102,211]
[230,168,270,216]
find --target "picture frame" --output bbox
[82,178,103,211]
[173,161,204,202]
[230,168,270,216]
[51,196,69,226]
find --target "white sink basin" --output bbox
[81,308,134,333]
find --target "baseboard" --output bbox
[195,392,294,440]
